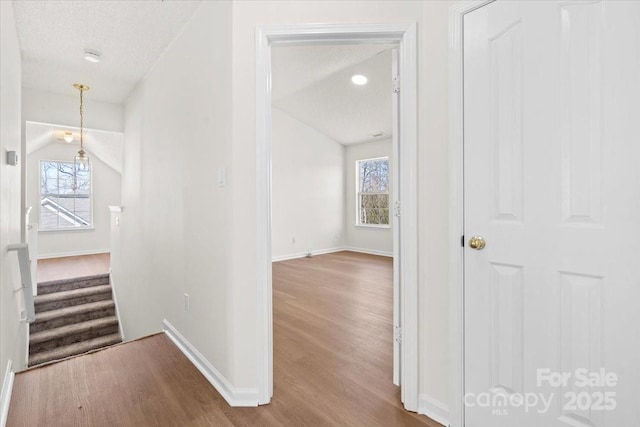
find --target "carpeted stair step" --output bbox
[28,333,122,367]
[29,316,120,354]
[30,300,116,333]
[34,285,112,312]
[37,273,110,295]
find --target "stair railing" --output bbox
[7,243,35,323]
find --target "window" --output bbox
[40,161,91,230]
[356,157,390,226]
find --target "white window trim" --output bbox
[355,156,390,228]
[39,228,96,233]
[38,159,94,232]
[355,223,391,229]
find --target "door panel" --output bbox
[464,1,640,426]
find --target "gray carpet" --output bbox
[29,273,122,367]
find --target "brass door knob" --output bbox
[469,236,486,250]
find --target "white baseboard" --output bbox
[162,319,259,407]
[272,246,346,262]
[272,246,393,262]
[343,246,393,257]
[418,394,449,427]
[1,360,14,427]
[38,249,110,260]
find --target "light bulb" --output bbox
[74,154,89,171]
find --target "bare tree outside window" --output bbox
[40,161,91,230]
[357,157,389,226]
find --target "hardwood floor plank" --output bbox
[8,251,441,426]
[37,253,110,283]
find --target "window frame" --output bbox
[39,159,94,232]
[355,156,390,229]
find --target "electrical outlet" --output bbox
[184,293,190,312]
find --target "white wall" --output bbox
[26,142,121,259]
[418,0,453,412]
[22,87,124,132]
[1,0,28,395]
[345,139,393,255]
[113,0,234,386]
[271,108,345,260]
[229,0,453,413]
[112,0,453,416]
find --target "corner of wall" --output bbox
[162,320,259,407]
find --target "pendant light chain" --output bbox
[79,87,84,150]
[73,83,90,168]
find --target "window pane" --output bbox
[40,161,91,230]
[359,194,390,225]
[359,159,389,194]
[357,157,390,225]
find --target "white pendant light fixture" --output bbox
[73,83,90,172]
[63,131,74,143]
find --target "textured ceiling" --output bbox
[12,0,202,104]
[13,2,394,145]
[273,46,394,145]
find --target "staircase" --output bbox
[29,273,122,367]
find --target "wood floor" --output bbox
[8,251,440,426]
[37,253,110,283]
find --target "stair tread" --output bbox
[33,300,115,323]
[34,285,112,304]
[38,273,110,288]
[30,316,119,344]
[29,333,122,367]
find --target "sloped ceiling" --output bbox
[26,122,123,175]
[12,0,202,104]
[273,46,394,145]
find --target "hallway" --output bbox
[7,252,439,426]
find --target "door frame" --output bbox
[256,22,419,410]
[448,2,495,427]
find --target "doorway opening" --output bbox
[256,23,419,411]
[269,41,404,421]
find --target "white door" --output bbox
[464,1,640,426]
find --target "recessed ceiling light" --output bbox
[351,74,368,85]
[84,49,102,63]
